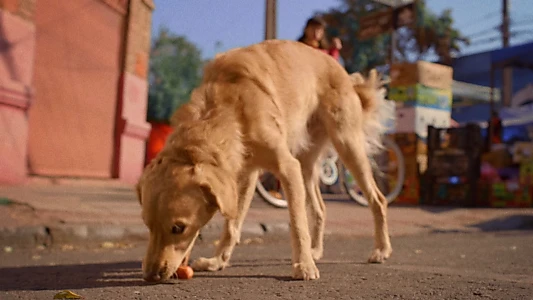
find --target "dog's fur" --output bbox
[136,40,392,282]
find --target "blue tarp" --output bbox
[452,42,533,129]
[491,42,533,68]
[453,103,533,142]
[453,42,533,95]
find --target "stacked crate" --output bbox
[387,61,453,205]
[422,124,483,206]
[488,142,533,208]
[477,142,533,208]
[389,132,424,205]
[389,61,454,140]
[485,182,532,208]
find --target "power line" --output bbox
[469,29,533,46]
[469,35,501,46]
[466,26,500,39]
[512,18,533,26]
[465,14,533,42]
[458,10,500,31]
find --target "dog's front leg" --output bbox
[192,219,240,271]
[192,170,258,272]
[277,155,320,280]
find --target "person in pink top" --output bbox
[297,16,342,61]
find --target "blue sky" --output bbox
[151,0,533,60]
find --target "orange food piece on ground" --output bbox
[176,266,194,280]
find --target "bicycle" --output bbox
[256,134,405,207]
[256,94,406,207]
[256,147,342,208]
[342,135,406,206]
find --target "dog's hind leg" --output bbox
[322,98,392,263]
[329,129,392,263]
[192,168,259,272]
[297,124,329,261]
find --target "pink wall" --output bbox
[27,0,123,178]
[0,10,35,183]
[1,0,151,184]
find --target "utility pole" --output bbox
[389,0,399,65]
[502,0,512,107]
[502,0,510,47]
[264,0,277,40]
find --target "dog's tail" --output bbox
[351,69,395,159]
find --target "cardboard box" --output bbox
[390,132,428,174]
[394,175,420,205]
[388,84,453,111]
[390,61,453,90]
[382,142,408,175]
[392,132,418,156]
[395,106,451,139]
[511,142,533,164]
[481,148,513,169]
[403,156,418,177]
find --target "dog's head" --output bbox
[137,155,237,282]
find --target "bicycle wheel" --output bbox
[343,136,406,206]
[255,171,288,208]
[319,158,339,186]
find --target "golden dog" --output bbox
[136,40,392,282]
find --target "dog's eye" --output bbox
[171,224,185,235]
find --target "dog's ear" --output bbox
[350,72,365,85]
[351,69,380,88]
[194,164,238,219]
[367,69,380,88]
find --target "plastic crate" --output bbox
[424,124,482,206]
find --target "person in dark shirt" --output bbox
[488,111,503,144]
[297,16,342,61]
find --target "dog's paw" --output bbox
[311,248,323,261]
[191,257,226,272]
[292,261,320,280]
[367,247,392,264]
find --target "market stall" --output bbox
[448,42,533,207]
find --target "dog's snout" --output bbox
[143,271,163,282]
[143,261,170,283]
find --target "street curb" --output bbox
[0,220,292,250]
[0,224,149,250]
[5,215,532,250]
[0,226,51,249]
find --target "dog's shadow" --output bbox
[0,261,147,291]
[196,273,294,281]
[0,258,368,290]
[195,258,366,282]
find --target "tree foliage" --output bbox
[147,28,203,123]
[319,0,470,73]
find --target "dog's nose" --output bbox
[143,272,162,282]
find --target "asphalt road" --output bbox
[1,232,532,300]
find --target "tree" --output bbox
[319,0,470,73]
[147,28,203,123]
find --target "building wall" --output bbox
[0,0,36,183]
[0,0,153,184]
[112,0,153,183]
[27,0,126,178]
